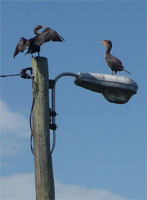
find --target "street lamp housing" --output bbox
[74,73,138,104]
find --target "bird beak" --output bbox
[100,41,105,44]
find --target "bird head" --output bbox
[100,40,112,47]
[34,25,47,35]
[35,25,46,29]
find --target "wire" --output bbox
[0,73,20,77]
[50,130,56,154]
[30,79,39,155]
[0,70,55,155]
[0,69,36,154]
[30,81,55,155]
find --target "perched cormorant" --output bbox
[100,40,131,75]
[14,25,64,58]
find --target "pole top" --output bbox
[32,56,48,62]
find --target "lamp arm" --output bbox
[50,72,78,153]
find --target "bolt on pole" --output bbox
[32,57,55,200]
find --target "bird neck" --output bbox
[34,27,41,35]
[105,45,112,55]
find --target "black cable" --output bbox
[50,130,56,154]
[0,73,20,77]
[0,70,55,155]
[29,79,39,155]
[30,81,56,155]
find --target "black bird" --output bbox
[100,40,131,75]
[13,25,64,58]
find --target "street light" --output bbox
[31,57,139,200]
[74,72,138,104]
[49,72,138,152]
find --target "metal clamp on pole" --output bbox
[20,67,33,79]
[49,107,57,131]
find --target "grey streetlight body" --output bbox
[74,73,138,104]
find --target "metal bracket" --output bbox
[50,124,57,131]
[20,67,33,79]
[49,108,57,130]
[49,79,55,89]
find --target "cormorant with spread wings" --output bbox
[14,25,64,58]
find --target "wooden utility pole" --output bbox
[32,57,55,200]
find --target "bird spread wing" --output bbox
[35,28,64,46]
[13,37,29,58]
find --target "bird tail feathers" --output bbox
[123,69,131,74]
[58,34,65,42]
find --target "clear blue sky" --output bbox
[0,1,146,200]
